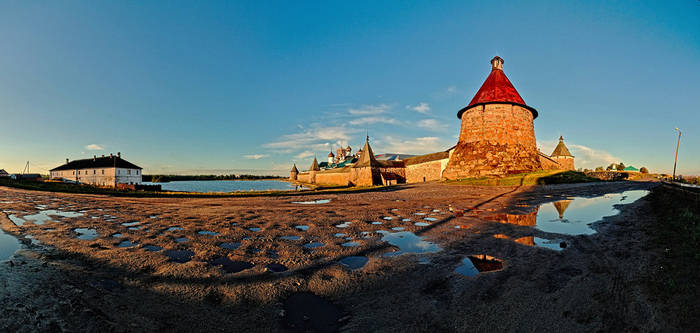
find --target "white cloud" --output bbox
[295,151,315,159]
[381,136,447,154]
[243,154,268,160]
[349,117,400,126]
[417,119,447,131]
[85,144,104,151]
[407,102,431,114]
[348,104,391,115]
[264,126,352,149]
[446,86,458,94]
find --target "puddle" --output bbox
[456,255,504,277]
[128,226,144,231]
[219,242,241,250]
[210,257,253,273]
[414,212,426,216]
[391,227,405,231]
[341,241,360,247]
[303,242,325,249]
[402,218,411,222]
[291,199,331,204]
[174,237,189,243]
[382,217,393,220]
[8,215,26,226]
[198,230,220,236]
[117,240,138,248]
[143,245,163,252]
[165,250,194,263]
[534,237,566,251]
[166,227,184,232]
[23,210,83,225]
[335,222,352,228]
[111,233,123,238]
[414,222,430,227]
[334,233,346,237]
[282,293,342,332]
[370,221,382,225]
[339,256,369,270]
[535,190,649,235]
[266,263,288,273]
[280,235,301,241]
[377,231,441,256]
[295,225,309,231]
[0,229,21,261]
[74,228,98,240]
[121,221,141,227]
[423,217,437,222]
[248,227,262,232]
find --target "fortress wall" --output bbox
[443,103,541,179]
[297,172,311,183]
[405,159,448,183]
[458,104,537,149]
[553,156,575,171]
[314,172,350,186]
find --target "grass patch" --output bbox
[0,178,382,198]
[445,170,600,186]
[646,185,700,330]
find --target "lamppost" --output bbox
[672,127,682,181]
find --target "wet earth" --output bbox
[0,181,666,332]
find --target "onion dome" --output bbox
[328,151,335,157]
[551,136,573,157]
[458,56,537,119]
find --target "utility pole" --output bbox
[672,128,682,181]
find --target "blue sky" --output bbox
[0,1,698,176]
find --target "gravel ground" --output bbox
[0,181,664,332]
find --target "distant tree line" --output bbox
[142,174,282,182]
[583,163,649,174]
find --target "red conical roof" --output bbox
[458,56,537,119]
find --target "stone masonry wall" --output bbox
[443,103,540,179]
[314,171,350,186]
[458,104,536,148]
[406,159,446,183]
[553,156,575,171]
[539,154,561,170]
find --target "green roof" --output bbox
[624,166,639,171]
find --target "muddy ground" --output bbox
[0,181,675,332]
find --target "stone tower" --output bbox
[289,164,298,181]
[442,56,541,179]
[550,136,575,171]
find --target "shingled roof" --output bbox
[551,136,573,157]
[309,157,320,171]
[50,156,141,171]
[458,56,538,119]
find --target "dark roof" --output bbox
[309,157,320,171]
[0,169,8,175]
[551,136,573,157]
[352,139,379,168]
[50,156,142,171]
[404,151,450,166]
[290,164,299,173]
[458,56,537,119]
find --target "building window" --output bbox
[128,170,131,175]
[101,170,104,174]
[93,170,96,175]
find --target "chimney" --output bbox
[491,56,504,70]
[110,153,113,158]
[93,155,96,161]
[66,158,69,164]
[117,152,121,158]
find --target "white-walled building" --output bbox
[50,153,142,187]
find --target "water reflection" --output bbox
[0,229,21,261]
[377,230,441,256]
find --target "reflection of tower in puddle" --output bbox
[552,199,573,220]
[485,208,539,246]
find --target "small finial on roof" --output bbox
[491,56,504,70]
[559,135,564,141]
